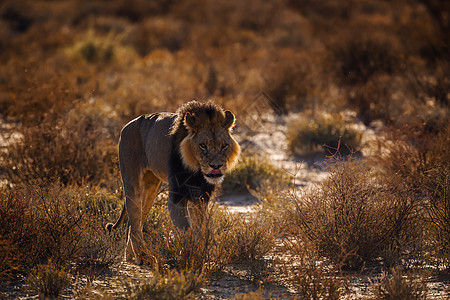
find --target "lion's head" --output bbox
[171,101,240,185]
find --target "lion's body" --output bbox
[106,101,240,264]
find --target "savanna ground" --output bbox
[0,0,449,298]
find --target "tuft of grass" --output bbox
[65,30,135,65]
[222,152,291,193]
[372,267,427,300]
[233,288,267,300]
[123,269,205,300]
[27,260,71,298]
[287,112,362,156]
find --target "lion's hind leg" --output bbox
[121,167,146,264]
[141,170,162,226]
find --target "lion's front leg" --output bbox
[168,198,191,230]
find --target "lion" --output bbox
[106,100,240,264]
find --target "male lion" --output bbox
[106,101,240,264]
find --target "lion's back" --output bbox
[119,113,175,183]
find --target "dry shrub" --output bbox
[282,237,347,299]
[127,17,188,56]
[140,197,276,281]
[1,106,119,187]
[287,112,362,156]
[227,211,277,283]
[262,50,322,113]
[372,267,428,300]
[0,236,20,280]
[423,165,450,267]
[348,68,449,126]
[332,35,400,86]
[376,124,450,266]
[234,288,267,300]
[172,0,283,32]
[230,212,275,262]
[291,159,417,269]
[0,58,85,124]
[346,75,394,125]
[122,269,205,300]
[26,260,71,298]
[142,203,238,275]
[0,184,124,276]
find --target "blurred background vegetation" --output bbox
[0,0,449,298]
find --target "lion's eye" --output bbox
[221,144,229,151]
[199,143,207,151]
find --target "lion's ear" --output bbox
[224,110,235,129]
[184,112,198,130]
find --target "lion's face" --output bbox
[179,110,240,185]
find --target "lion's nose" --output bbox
[209,164,223,169]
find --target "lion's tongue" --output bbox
[209,169,222,175]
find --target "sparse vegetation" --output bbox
[0,0,449,297]
[222,152,291,193]
[27,260,71,298]
[287,111,363,156]
[289,159,419,270]
[372,267,428,300]
[123,269,206,300]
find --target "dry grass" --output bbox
[0,0,449,297]
[372,267,428,300]
[375,124,450,267]
[140,198,277,278]
[122,269,206,300]
[0,184,125,278]
[281,237,348,299]
[26,260,71,298]
[222,152,291,193]
[287,111,363,156]
[288,159,419,270]
[1,107,119,187]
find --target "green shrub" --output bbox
[287,112,362,156]
[65,31,129,64]
[27,260,71,297]
[222,152,291,193]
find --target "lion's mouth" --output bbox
[205,169,223,178]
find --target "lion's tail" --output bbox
[105,203,127,232]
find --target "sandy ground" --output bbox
[1,112,449,299]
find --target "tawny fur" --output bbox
[106,101,240,264]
